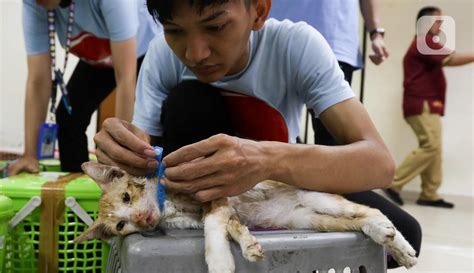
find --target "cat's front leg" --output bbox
[227,215,264,262]
[203,198,235,273]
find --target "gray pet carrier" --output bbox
[106,229,387,273]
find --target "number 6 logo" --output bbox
[416,15,455,55]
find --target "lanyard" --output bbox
[48,1,75,118]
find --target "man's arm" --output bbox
[110,37,138,122]
[443,52,474,66]
[274,97,395,192]
[8,53,52,175]
[359,0,389,65]
[359,0,381,34]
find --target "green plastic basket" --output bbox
[0,172,108,273]
[0,195,14,271]
[38,159,62,172]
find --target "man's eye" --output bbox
[207,23,227,32]
[116,220,126,231]
[122,192,131,204]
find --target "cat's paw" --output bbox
[387,232,418,269]
[363,220,396,244]
[242,241,265,262]
[238,232,264,262]
[395,249,418,269]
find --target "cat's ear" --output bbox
[81,161,126,192]
[75,220,112,243]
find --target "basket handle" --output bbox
[8,196,42,230]
[65,197,94,226]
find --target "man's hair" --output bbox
[416,6,441,21]
[147,0,252,22]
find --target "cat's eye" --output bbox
[122,192,131,204]
[116,220,126,231]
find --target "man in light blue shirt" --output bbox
[94,1,419,269]
[8,0,161,175]
[271,0,390,145]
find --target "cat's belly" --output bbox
[160,212,203,229]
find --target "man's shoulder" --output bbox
[260,18,324,48]
[263,18,316,36]
[147,33,174,57]
[258,18,329,59]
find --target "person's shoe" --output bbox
[382,188,404,206]
[416,199,454,209]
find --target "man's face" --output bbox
[36,0,61,9]
[161,0,259,83]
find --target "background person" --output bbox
[270,0,390,145]
[383,6,474,209]
[8,0,161,175]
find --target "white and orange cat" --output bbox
[76,161,417,273]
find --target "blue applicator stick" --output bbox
[153,146,166,212]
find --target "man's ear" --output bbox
[74,220,112,243]
[252,0,271,31]
[81,161,126,192]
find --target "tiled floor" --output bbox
[376,190,474,273]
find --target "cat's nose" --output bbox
[132,211,146,223]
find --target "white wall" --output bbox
[1,0,473,197]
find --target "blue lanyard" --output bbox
[48,1,75,117]
[153,146,166,212]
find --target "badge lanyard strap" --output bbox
[48,1,75,120]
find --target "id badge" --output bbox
[37,123,58,159]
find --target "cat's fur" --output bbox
[76,162,417,273]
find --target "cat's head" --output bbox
[75,161,160,242]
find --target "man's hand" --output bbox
[162,134,270,202]
[7,156,40,176]
[369,35,390,65]
[94,118,157,176]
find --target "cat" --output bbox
[76,161,417,273]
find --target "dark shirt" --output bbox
[403,35,452,117]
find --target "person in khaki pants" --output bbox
[383,6,474,208]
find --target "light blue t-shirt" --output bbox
[270,0,363,69]
[23,0,161,66]
[132,19,354,143]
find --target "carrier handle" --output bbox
[65,197,94,226]
[8,196,42,230]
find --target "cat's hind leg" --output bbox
[301,197,417,269]
[357,207,417,269]
[255,192,417,269]
[203,198,235,273]
[226,215,264,262]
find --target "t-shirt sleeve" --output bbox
[100,0,139,41]
[288,23,355,117]
[132,35,181,136]
[22,0,49,55]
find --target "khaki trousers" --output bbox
[391,102,442,201]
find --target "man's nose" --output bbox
[185,34,211,64]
